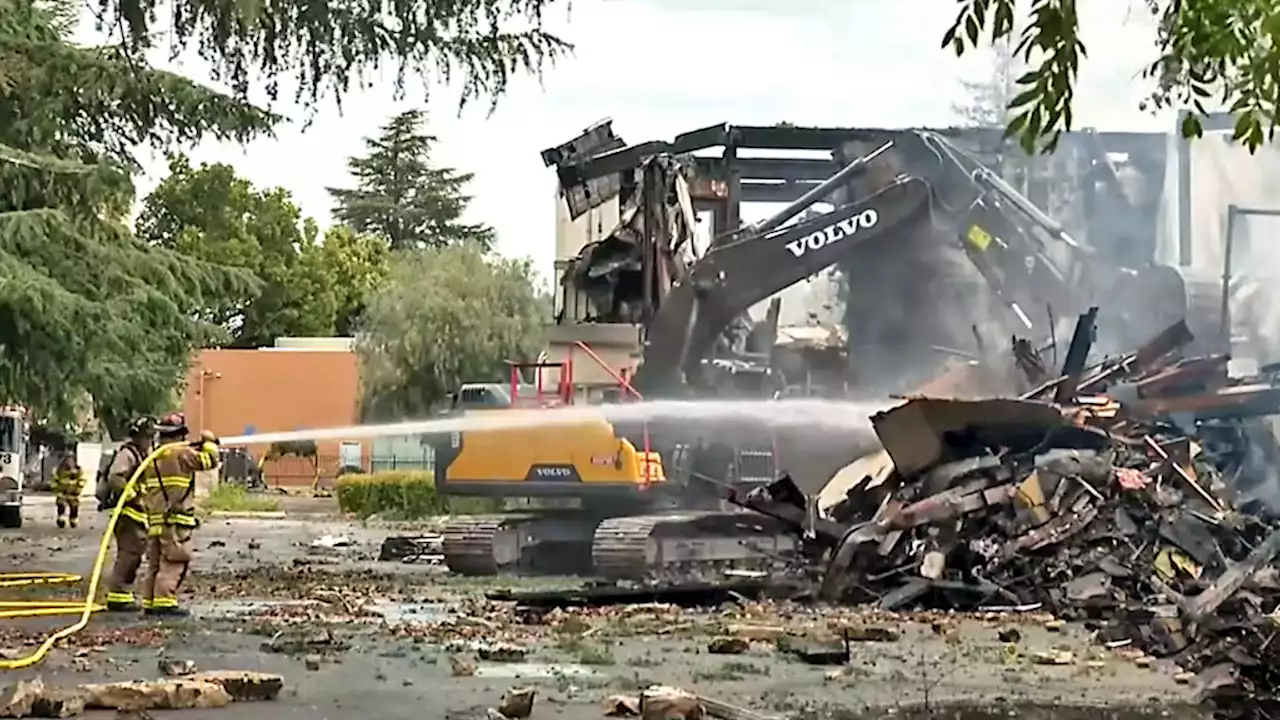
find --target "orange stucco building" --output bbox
[183,339,363,486]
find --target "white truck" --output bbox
[0,405,26,528]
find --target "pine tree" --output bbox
[328,110,495,252]
[0,0,274,433]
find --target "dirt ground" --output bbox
[0,495,1208,720]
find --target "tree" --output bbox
[137,156,340,347]
[952,34,1023,129]
[946,0,1280,152]
[87,0,569,114]
[319,226,391,336]
[0,0,276,432]
[328,110,495,252]
[357,245,547,419]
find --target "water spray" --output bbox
[219,398,899,447]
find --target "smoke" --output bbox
[839,222,1013,396]
[1166,134,1280,365]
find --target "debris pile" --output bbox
[0,671,282,717]
[734,313,1280,718]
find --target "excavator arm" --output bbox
[633,176,935,394]
[630,130,1113,396]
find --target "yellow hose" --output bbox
[0,441,187,669]
[0,571,104,618]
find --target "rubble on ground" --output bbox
[732,311,1280,719]
[602,685,779,720]
[0,671,281,717]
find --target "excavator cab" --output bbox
[450,384,514,411]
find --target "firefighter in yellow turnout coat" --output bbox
[140,413,219,617]
[100,416,156,612]
[51,454,86,529]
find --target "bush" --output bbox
[334,471,498,519]
[201,483,282,513]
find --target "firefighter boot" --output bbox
[143,606,191,619]
[103,591,137,607]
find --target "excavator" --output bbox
[434,127,1190,581]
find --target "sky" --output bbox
[77,0,1173,282]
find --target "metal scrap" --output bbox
[730,316,1280,718]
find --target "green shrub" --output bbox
[201,484,282,513]
[335,470,497,519]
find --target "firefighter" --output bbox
[51,453,86,529]
[101,416,155,612]
[140,413,219,617]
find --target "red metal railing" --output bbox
[508,360,573,407]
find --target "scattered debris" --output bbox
[309,535,353,551]
[486,580,787,611]
[78,679,231,711]
[0,671,280,717]
[449,655,477,678]
[378,534,443,564]
[0,677,45,718]
[1029,650,1075,665]
[604,694,641,718]
[609,685,777,720]
[705,637,748,655]
[640,686,703,720]
[477,644,527,662]
[260,627,347,655]
[156,659,196,677]
[730,315,1280,717]
[495,687,535,720]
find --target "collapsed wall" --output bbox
[1158,133,1280,367]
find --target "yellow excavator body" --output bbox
[434,408,665,497]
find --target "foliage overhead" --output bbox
[944,0,1280,153]
[329,110,494,252]
[0,0,276,433]
[92,0,572,112]
[357,244,546,420]
[138,156,392,347]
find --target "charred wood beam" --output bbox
[1133,355,1229,396]
[1124,384,1280,420]
[1054,307,1099,404]
[739,183,823,203]
[558,122,732,186]
[558,122,1168,188]
[1187,525,1280,623]
[1023,319,1194,401]
[726,476,851,545]
[693,157,839,182]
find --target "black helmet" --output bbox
[156,412,188,437]
[127,416,155,437]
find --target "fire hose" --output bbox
[0,441,187,669]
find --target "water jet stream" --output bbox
[219,398,898,448]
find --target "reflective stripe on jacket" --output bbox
[51,469,86,497]
[106,443,151,525]
[140,442,217,536]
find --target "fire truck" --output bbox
[0,405,27,528]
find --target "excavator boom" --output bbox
[634,176,934,394]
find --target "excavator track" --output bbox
[440,514,536,576]
[441,512,605,576]
[591,511,798,582]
